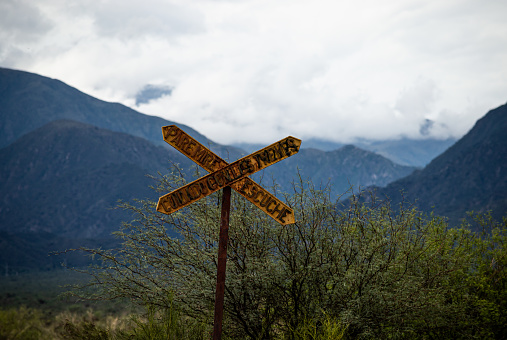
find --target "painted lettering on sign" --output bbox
[236,179,292,224]
[252,138,300,168]
[158,158,254,213]
[163,125,226,172]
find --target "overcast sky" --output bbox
[1,0,506,145]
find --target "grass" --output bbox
[0,269,213,339]
[0,270,128,339]
[0,270,347,339]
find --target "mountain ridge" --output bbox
[258,145,416,197]
[366,102,507,225]
[235,137,457,167]
[1,67,451,167]
[0,67,244,160]
[0,119,194,238]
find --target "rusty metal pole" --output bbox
[213,185,232,340]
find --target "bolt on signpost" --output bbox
[156,125,301,339]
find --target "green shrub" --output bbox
[288,311,347,340]
[66,170,506,339]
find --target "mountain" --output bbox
[235,138,456,168]
[257,145,416,198]
[366,102,507,225]
[0,66,419,193]
[354,138,456,167]
[0,119,194,239]
[0,67,243,160]
[0,118,416,239]
[0,66,448,168]
[0,119,198,272]
[0,68,425,272]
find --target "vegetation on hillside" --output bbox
[51,169,507,339]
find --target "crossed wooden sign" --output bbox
[156,125,300,339]
[156,125,301,225]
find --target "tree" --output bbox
[69,167,507,339]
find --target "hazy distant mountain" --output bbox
[354,138,456,167]
[235,137,456,168]
[0,67,243,160]
[367,102,507,225]
[257,145,416,198]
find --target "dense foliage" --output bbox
[71,169,507,339]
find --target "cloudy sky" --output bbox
[1,0,506,145]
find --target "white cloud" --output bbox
[0,0,53,64]
[88,0,205,39]
[0,0,51,39]
[1,0,506,145]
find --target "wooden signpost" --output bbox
[156,125,301,339]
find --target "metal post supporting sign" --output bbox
[156,125,301,339]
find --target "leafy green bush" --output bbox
[67,170,506,339]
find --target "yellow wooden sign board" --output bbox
[157,125,301,225]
